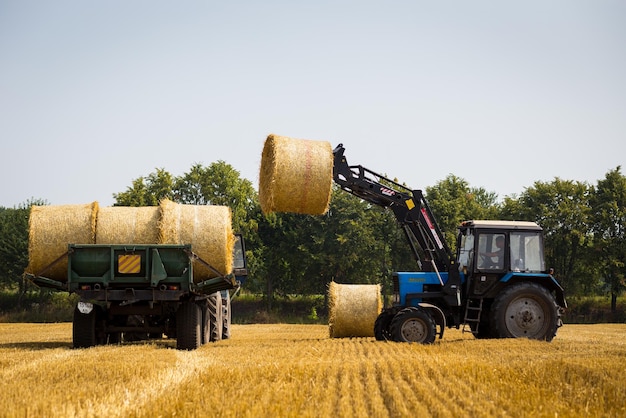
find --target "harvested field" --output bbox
[0,323,625,417]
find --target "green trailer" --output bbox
[27,235,247,350]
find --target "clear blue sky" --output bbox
[1,1,624,208]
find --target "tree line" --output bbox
[1,162,624,311]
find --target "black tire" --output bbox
[374,310,394,341]
[200,300,210,345]
[222,291,231,340]
[208,292,223,342]
[469,317,493,339]
[73,303,96,349]
[176,301,202,350]
[108,332,121,344]
[490,282,559,342]
[390,307,437,344]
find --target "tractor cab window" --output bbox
[510,232,545,272]
[477,233,505,270]
[457,229,474,272]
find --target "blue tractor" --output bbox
[333,144,567,343]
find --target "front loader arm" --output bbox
[332,144,460,291]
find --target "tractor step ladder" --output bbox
[462,298,483,335]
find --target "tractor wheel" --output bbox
[374,310,394,341]
[208,292,223,342]
[490,282,560,342]
[176,301,202,350]
[222,291,232,340]
[390,307,436,344]
[73,302,97,349]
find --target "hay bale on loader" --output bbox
[95,206,160,244]
[26,202,99,281]
[159,199,235,282]
[328,282,382,338]
[259,134,334,215]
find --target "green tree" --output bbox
[255,186,421,303]
[174,162,259,235]
[589,166,626,311]
[0,199,46,306]
[113,168,174,206]
[511,179,594,294]
[425,174,499,251]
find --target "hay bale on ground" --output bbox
[26,202,99,281]
[328,282,382,338]
[259,134,333,215]
[96,206,160,244]
[159,199,235,282]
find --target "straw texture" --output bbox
[259,134,333,215]
[26,202,99,281]
[328,282,382,338]
[96,206,160,244]
[159,199,235,282]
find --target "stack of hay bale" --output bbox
[259,134,382,338]
[26,199,234,283]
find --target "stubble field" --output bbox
[0,322,625,417]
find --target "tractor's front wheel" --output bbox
[390,307,436,344]
[490,282,560,342]
[374,310,394,341]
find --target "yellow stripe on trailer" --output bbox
[118,254,141,274]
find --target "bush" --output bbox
[562,295,626,324]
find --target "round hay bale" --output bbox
[328,282,382,338]
[26,202,99,281]
[259,134,333,215]
[96,206,160,244]
[159,199,235,282]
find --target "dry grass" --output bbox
[1,323,625,417]
[258,134,333,215]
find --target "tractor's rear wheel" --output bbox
[390,307,436,344]
[176,301,202,350]
[490,282,559,342]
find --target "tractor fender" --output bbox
[417,303,446,339]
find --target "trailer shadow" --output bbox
[0,341,73,350]
[0,339,178,351]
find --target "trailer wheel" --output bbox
[176,301,202,350]
[200,301,210,345]
[73,303,97,348]
[390,307,436,344]
[374,310,394,341]
[222,291,231,340]
[208,292,223,342]
[490,282,559,342]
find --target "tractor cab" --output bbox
[457,220,547,280]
